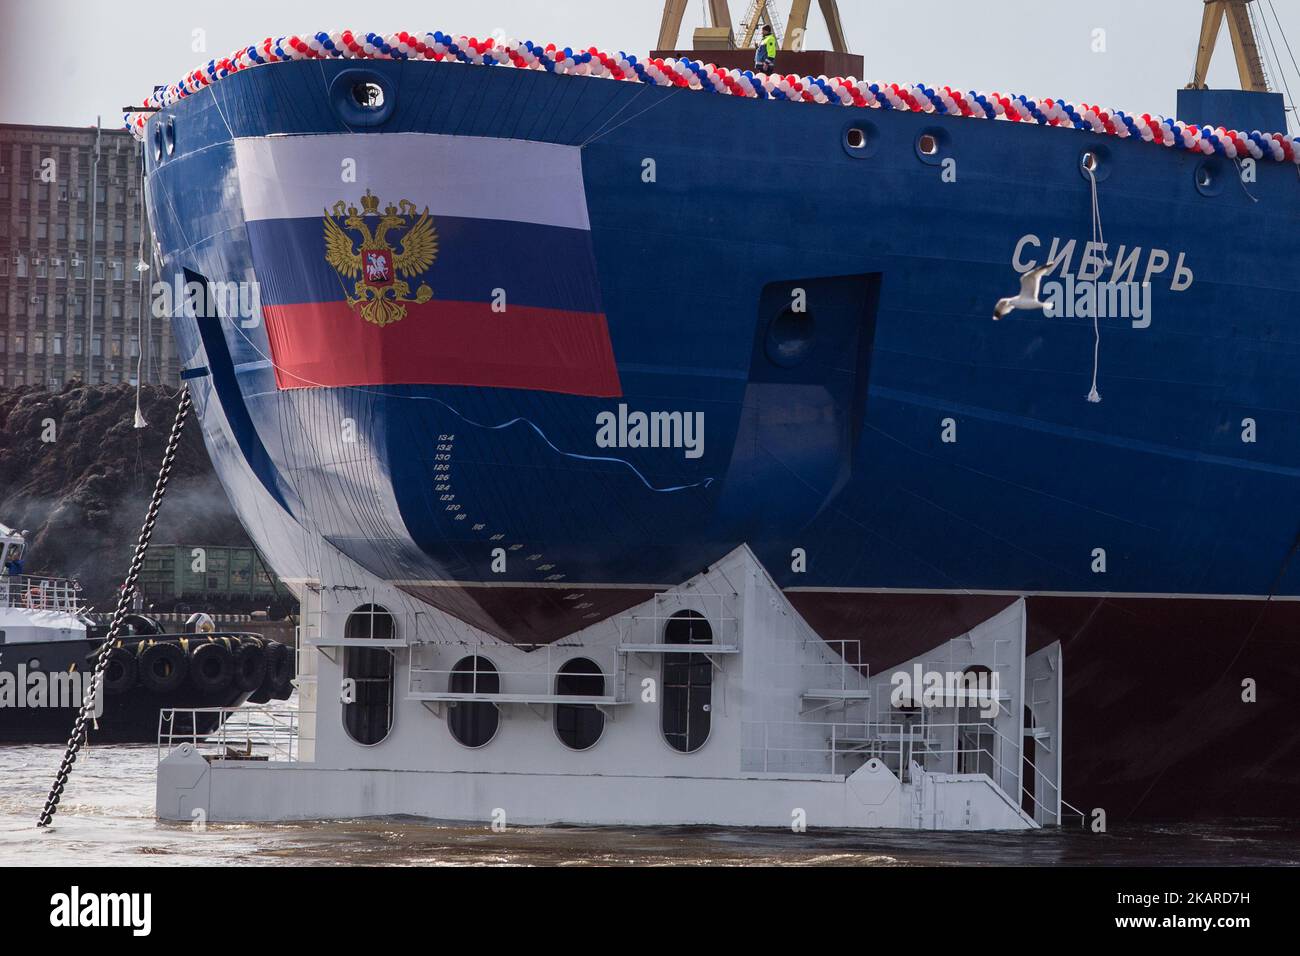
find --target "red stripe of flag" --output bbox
[262,299,622,397]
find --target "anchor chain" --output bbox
[36,386,192,828]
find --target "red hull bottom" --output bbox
[788,591,1300,822]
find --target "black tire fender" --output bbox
[264,642,295,700]
[138,641,189,695]
[232,639,267,693]
[189,640,234,695]
[100,645,138,695]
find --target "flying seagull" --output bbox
[993,258,1062,321]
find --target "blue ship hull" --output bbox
[145,58,1300,819]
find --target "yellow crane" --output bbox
[737,2,785,49]
[1188,0,1270,92]
[659,2,1281,87]
[657,0,849,53]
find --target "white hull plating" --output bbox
[158,753,1031,830]
[156,546,1061,831]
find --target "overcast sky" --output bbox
[2,0,1298,130]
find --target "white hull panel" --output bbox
[158,752,1032,831]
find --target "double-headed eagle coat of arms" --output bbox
[323,189,438,327]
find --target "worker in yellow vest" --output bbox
[755,25,777,75]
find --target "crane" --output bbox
[737,2,786,49]
[1188,0,1269,92]
[657,0,849,54]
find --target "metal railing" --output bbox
[806,638,871,690]
[743,718,992,776]
[0,574,84,612]
[905,637,1017,720]
[615,592,738,651]
[408,642,625,703]
[1060,798,1089,827]
[158,706,307,763]
[742,715,1067,823]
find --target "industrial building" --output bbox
[0,122,179,389]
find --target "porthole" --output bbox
[914,127,950,166]
[661,610,712,754]
[1077,143,1113,182]
[341,603,395,746]
[1194,157,1226,197]
[554,657,606,751]
[448,655,500,748]
[841,120,878,159]
[328,69,397,127]
[764,305,815,368]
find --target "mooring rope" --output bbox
[36,386,191,829]
[1085,164,1105,404]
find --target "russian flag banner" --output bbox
[233,133,622,397]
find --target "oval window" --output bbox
[661,610,712,753]
[342,604,395,746]
[448,655,500,748]
[555,657,606,751]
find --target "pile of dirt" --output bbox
[0,383,251,607]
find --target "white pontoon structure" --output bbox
[158,545,1065,831]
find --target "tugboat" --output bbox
[0,522,295,744]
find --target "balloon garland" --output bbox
[124,30,1300,165]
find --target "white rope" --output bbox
[1085,164,1104,404]
[1088,164,1110,267]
